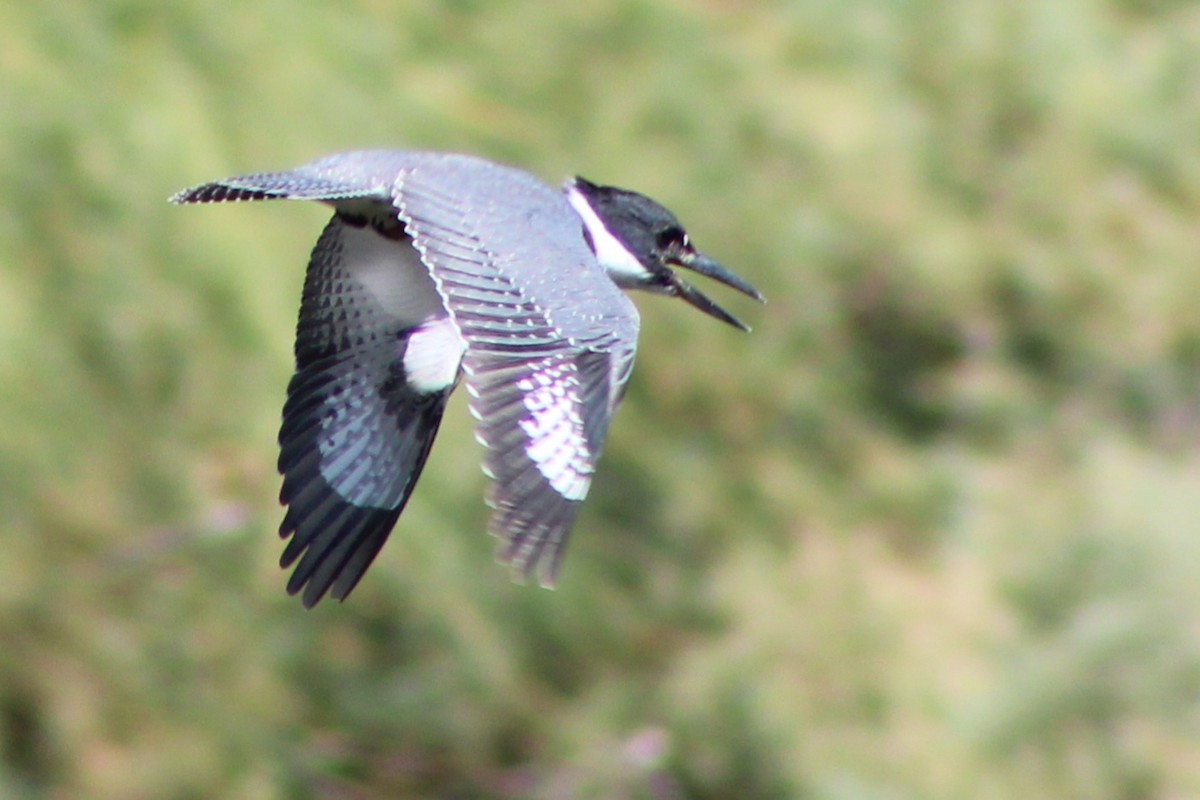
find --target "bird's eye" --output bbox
[656,226,687,250]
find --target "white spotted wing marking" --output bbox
[515,359,592,502]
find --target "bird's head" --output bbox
[565,177,765,331]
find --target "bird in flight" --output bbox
[172,151,763,607]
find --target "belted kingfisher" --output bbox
[172,150,762,607]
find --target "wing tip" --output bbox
[491,513,572,589]
[497,552,562,590]
[278,504,401,608]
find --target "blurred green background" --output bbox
[3,1,1200,797]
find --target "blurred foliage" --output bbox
[2,0,1200,797]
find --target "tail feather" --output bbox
[170,170,383,205]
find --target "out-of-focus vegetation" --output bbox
[3,1,1200,797]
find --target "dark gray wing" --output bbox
[175,164,467,606]
[275,213,463,606]
[390,154,640,585]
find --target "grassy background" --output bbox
[3,1,1200,797]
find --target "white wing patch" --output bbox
[516,359,593,501]
[404,317,466,394]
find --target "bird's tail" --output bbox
[170,152,414,205]
[170,171,371,204]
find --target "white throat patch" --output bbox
[565,184,650,286]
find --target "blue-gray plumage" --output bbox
[172,150,762,607]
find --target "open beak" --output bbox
[667,251,765,332]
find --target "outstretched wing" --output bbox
[175,167,466,605]
[390,154,640,585]
[274,214,464,606]
[467,348,633,580]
